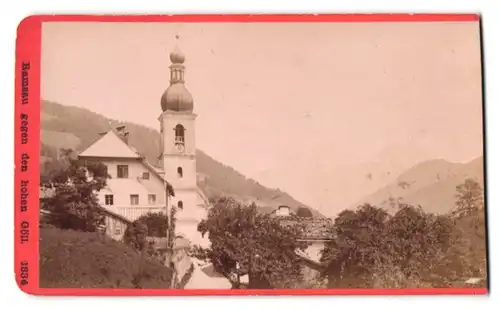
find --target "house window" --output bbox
[177,167,183,178]
[111,220,121,235]
[175,124,185,144]
[105,195,114,206]
[117,165,129,178]
[142,172,150,180]
[130,194,139,205]
[177,201,183,210]
[148,194,156,205]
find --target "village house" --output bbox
[271,205,293,217]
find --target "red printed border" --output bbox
[14,14,485,296]
[15,14,41,294]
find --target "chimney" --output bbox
[116,125,126,133]
[114,125,129,143]
[123,131,129,143]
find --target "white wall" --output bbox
[277,207,290,217]
[97,158,167,206]
[173,190,210,248]
[159,111,210,248]
[104,215,128,241]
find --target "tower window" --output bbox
[177,167,183,178]
[177,201,183,210]
[130,194,139,205]
[175,124,185,144]
[142,172,150,180]
[117,165,129,178]
[105,195,114,206]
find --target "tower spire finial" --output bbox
[170,34,185,65]
[161,33,193,112]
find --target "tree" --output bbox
[451,178,487,281]
[41,149,109,232]
[296,207,313,218]
[135,212,168,238]
[321,203,464,288]
[123,221,148,252]
[383,205,457,287]
[124,212,168,255]
[453,178,484,217]
[196,197,305,288]
[321,204,390,288]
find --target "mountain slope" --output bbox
[352,156,484,214]
[40,100,322,217]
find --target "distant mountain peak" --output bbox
[352,156,484,214]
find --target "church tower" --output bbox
[158,39,199,225]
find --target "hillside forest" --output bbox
[40,99,319,216]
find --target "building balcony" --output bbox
[103,205,167,222]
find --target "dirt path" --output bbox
[184,261,232,289]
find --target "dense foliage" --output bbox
[453,178,484,217]
[296,207,314,218]
[40,149,109,232]
[195,197,306,288]
[320,178,487,288]
[136,212,168,238]
[451,178,487,280]
[123,211,174,262]
[123,221,149,252]
[39,227,173,288]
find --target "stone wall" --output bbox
[171,244,192,280]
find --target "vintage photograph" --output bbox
[38,20,487,290]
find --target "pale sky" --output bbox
[41,21,483,216]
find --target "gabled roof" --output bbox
[79,130,142,159]
[196,187,211,208]
[78,129,172,188]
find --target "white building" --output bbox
[272,205,293,217]
[79,44,210,248]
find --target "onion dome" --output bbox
[169,46,185,64]
[161,41,194,113]
[161,83,194,112]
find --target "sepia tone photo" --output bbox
[38,20,487,290]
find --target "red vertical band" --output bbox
[14,15,42,294]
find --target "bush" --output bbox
[39,227,173,288]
